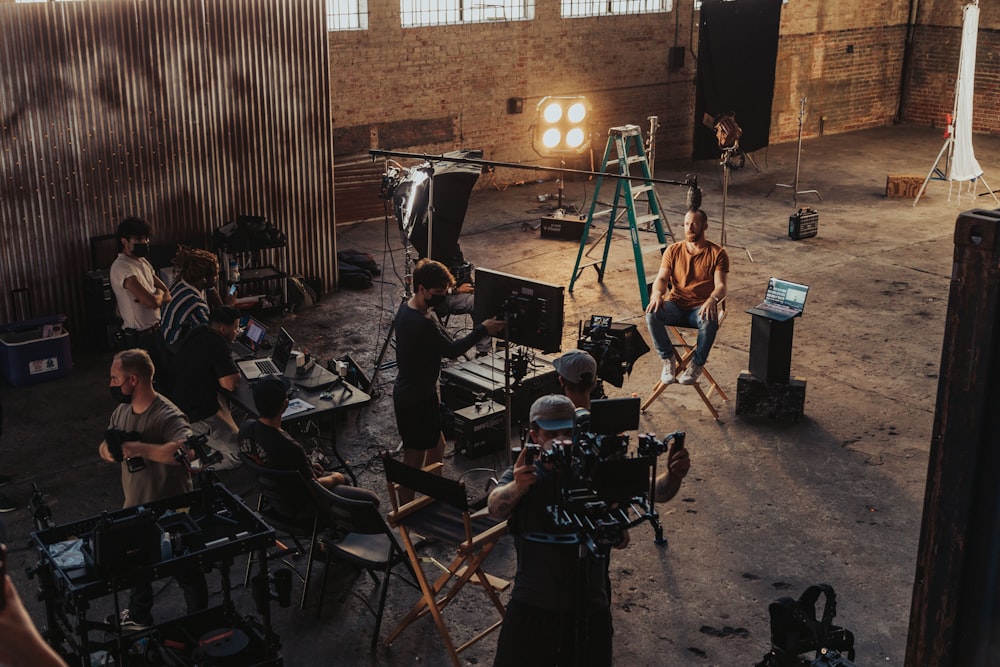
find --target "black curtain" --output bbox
[693,0,783,160]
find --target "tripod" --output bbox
[720,147,754,262]
[370,161,443,396]
[768,97,822,207]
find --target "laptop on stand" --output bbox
[232,316,269,359]
[238,328,295,381]
[746,277,810,322]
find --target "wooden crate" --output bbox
[886,174,924,199]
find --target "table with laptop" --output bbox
[737,277,810,419]
[228,317,370,484]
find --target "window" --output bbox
[401,0,534,27]
[693,0,786,8]
[562,0,670,19]
[328,0,369,31]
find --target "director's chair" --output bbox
[641,298,729,420]
[381,453,508,667]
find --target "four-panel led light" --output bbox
[534,96,591,156]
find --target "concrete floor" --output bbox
[2,125,999,666]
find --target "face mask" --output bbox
[110,383,133,404]
[426,292,447,308]
[131,242,150,258]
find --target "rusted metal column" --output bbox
[906,209,1000,666]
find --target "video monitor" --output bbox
[473,268,565,353]
[589,397,641,435]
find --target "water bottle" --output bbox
[229,258,240,283]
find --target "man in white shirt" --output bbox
[110,217,172,382]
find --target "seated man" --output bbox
[168,306,242,468]
[431,255,491,357]
[239,376,374,516]
[645,208,729,385]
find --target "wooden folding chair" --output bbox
[641,298,729,420]
[381,453,508,667]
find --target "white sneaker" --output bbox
[677,362,704,385]
[660,359,676,384]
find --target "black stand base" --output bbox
[735,372,806,420]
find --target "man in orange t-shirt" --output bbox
[645,209,729,385]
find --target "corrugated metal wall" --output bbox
[0,0,336,331]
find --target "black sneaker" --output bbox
[0,495,15,513]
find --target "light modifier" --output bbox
[534,95,592,156]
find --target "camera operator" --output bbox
[488,394,690,666]
[553,349,599,410]
[97,349,207,629]
[394,259,505,503]
[488,395,617,666]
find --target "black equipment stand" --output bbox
[29,483,280,666]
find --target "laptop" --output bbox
[232,316,268,358]
[237,328,295,381]
[746,277,810,322]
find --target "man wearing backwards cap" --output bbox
[488,394,690,666]
[553,348,599,409]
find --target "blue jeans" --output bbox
[645,301,719,367]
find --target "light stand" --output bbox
[369,245,413,398]
[913,2,999,208]
[768,97,822,207]
[369,160,422,397]
[720,146,754,262]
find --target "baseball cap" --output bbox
[529,394,576,431]
[553,349,597,385]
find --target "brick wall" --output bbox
[770,27,907,143]
[330,2,699,182]
[903,23,1000,134]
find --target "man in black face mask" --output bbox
[392,259,505,502]
[98,348,206,629]
[110,217,172,382]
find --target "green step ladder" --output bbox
[569,125,673,310]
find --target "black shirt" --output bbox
[393,302,486,406]
[499,464,610,613]
[238,419,315,517]
[169,325,239,421]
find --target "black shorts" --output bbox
[393,392,442,451]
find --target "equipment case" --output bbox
[788,208,819,240]
[0,316,72,387]
[454,400,506,458]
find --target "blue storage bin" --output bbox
[0,315,73,387]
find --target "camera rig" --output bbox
[576,314,650,388]
[173,433,225,471]
[525,403,684,555]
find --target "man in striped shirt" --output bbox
[161,246,231,347]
